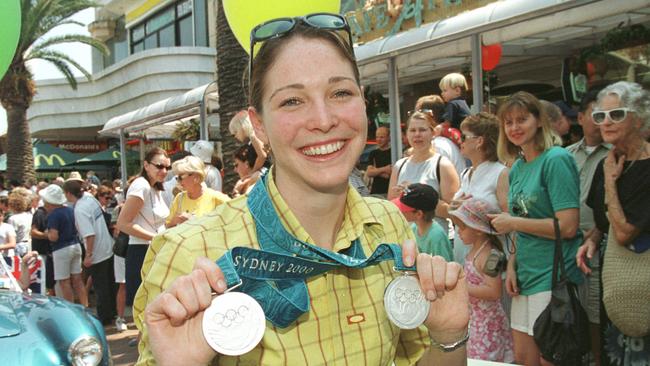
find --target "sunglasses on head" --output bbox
[407,109,434,117]
[460,133,479,142]
[249,13,353,85]
[591,107,634,125]
[149,162,171,171]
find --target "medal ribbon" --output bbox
[216,172,414,328]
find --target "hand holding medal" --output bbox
[145,257,261,365]
[393,240,470,343]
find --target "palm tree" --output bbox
[216,0,249,193]
[0,0,107,185]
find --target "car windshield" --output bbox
[0,258,23,293]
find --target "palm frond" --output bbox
[29,55,78,89]
[27,49,92,83]
[20,0,99,50]
[30,34,109,56]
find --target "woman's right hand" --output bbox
[576,238,597,275]
[505,257,519,297]
[145,257,227,366]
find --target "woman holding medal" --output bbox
[135,13,469,366]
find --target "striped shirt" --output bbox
[133,172,430,365]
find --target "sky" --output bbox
[0,9,95,135]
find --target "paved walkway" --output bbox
[106,317,139,366]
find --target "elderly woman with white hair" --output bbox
[166,155,230,228]
[576,81,650,365]
[229,110,269,172]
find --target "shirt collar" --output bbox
[266,169,382,253]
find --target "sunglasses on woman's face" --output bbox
[591,108,634,125]
[149,162,171,171]
[249,13,353,85]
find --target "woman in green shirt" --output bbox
[489,91,583,366]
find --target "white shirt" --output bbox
[452,160,507,264]
[204,165,223,192]
[433,137,467,177]
[8,212,32,244]
[127,177,170,245]
[74,195,113,264]
[0,223,16,257]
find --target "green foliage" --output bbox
[579,23,650,65]
[172,119,200,141]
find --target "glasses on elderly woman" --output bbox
[592,107,635,125]
[249,13,353,85]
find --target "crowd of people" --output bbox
[1,12,648,366]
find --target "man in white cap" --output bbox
[190,140,222,192]
[39,184,87,306]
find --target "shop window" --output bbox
[193,0,208,47]
[159,24,175,47]
[179,16,193,46]
[129,0,208,54]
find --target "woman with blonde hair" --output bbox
[488,91,583,366]
[387,110,460,235]
[7,187,33,257]
[166,155,230,228]
[229,109,269,172]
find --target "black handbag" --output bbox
[113,232,129,258]
[533,218,590,365]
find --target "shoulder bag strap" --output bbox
[435,155,442,186]
[552,217,567,287]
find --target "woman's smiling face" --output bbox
[250,36,367,192]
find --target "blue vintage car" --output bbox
[0,260,111,365]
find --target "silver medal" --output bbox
[383,275,430,329]
[202,292,266,356]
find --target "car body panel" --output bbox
[0,290,111,365]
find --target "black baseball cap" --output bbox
[391,183,439,213]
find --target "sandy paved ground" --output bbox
[105,317,139,366]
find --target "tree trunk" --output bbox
[216,0,249,194]
[4,103,35,185]
[0,62,36,186]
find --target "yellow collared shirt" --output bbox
[134,172,429,365]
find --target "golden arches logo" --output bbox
[35,154,65,166]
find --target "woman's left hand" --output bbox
[401,240,469,339]
[604,149,625,183]
[487,212,515,234]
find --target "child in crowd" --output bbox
[449,197,513,362]
[439,72,471,130]
[391,183,452,261]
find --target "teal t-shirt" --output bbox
[509,146,584,295]
[411,222,453,262]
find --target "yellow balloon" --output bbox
[223,0,340,55]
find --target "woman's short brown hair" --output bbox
[406,111,435,130]
[460,112,500,162]
[249,23,359,113]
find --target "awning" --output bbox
[68,147,140,165]
[0,142,81,171]
[354,0,650,86]
[99,81,219,139]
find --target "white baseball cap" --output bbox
[189,140,214,163]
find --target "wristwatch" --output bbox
[430,325,470,352]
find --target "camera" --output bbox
[483,249,508,277]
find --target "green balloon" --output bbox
[0,0,21,79]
